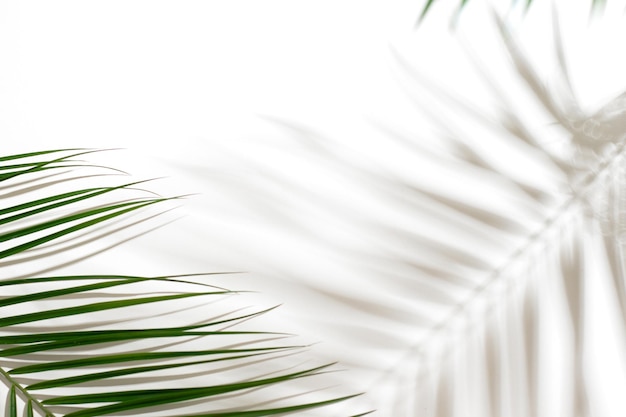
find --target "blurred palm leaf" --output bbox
[195,3,626,415]
[0,150,366,416]
[418,0,606,24]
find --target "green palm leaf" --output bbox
[0,150,366,416]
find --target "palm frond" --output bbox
[0,150,366,416]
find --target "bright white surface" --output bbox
[3,1,626,416]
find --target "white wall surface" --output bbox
[3,1,626,416]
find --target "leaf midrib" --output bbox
[370,139,626,387]
[0,366,54,416]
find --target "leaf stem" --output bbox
[0,365,55,416]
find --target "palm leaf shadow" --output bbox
[198,5,626,416]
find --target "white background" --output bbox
[3,1,626,415]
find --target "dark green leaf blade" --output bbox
[0,292,220,328]
[25,401,33,417]
[0,278,143,309]
[0,179,154,226]
[8,384,17,417]
[47,364,335,415]
[0,198,168,260]
[0,149,84,163]
[11,346,296,374]
[27,351,289,390]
